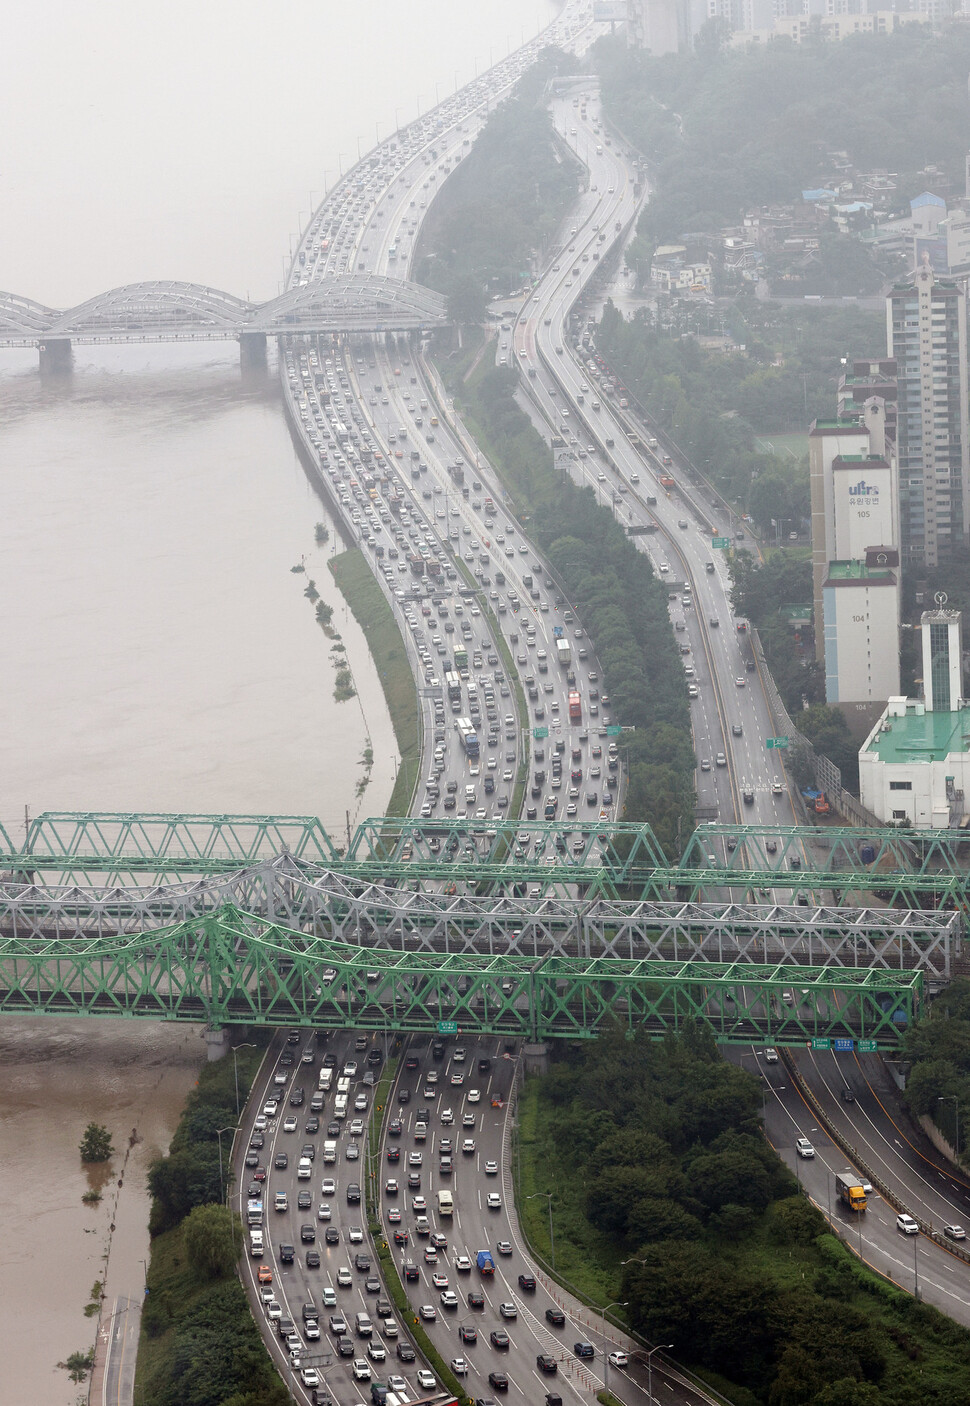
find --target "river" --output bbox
[0,1,558,1400]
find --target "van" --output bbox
[275,1191,288,1213]
[438,1189,454,1216]
[336,1076,351,1097]
[323,1139,337,1164]
[355,1311,374,1337]
[249,1230,264,1257]
[247,1199,264,1226]
[334,1093,348,1119]
[318,1068,333,1092]
[298,1157,313,1180]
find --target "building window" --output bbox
[889,780,912,791]
[930,620,952,710]
[892,810,908,820]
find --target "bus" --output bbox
[453,646,469,674]
[568,691,582,723]
[437,1190,454,1216]
[457,717,480,758]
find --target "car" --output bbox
[403,1259,419,1281]
[275,1152,288,1170]
[487,1192,502,1210]
[488,1371,510,1392]
[325,1227,340,1244]
[387,1207,402,1224]
[329,1314,349,1336]
[387,1376,408,1395]
[944,1224,967,1241]
[451,1356,469,1376]
[417,1370,437,1391]
[266,1299,283,1320]
[609,1351,629,1368]
[764,1048,779,1063]
[441,1107,454,1124]
[306,1249,320,1267]
[419,1304,437,1321]
[352,1359,372,1381]
[318,1203,331,1221]
[467,1289,485,1309]
[387,1146,401,1162]
[298,1190,312,1210]
[841,1087,856,1103]
[412,1195,427,1212]
[736,677,746,687]
[304,1319,320,1339]
[460,1324,478,1343]
[301,1368,320,1388]
[430,1231,448,1249]
[496,1240,512,1255]
[468,1088,481,1103]
[348,1225,363,1243]
[454,1254,472,1272]
[321,1178,336,1196]
[257,1264,273,1284]
[517,1274,536,1292]
[322,1287,337,1307]
[545,1307,565,1327]
[367,1340,387,1363]
[441,1290,459,1309]
[263,1099,279,1116]
[499,1302,517,1319]
[897,1213,920,1235]
[795,1137,815,1159]
[337,1267,352,1287]
[537,1354,558,1374]
[575,1341,595,1359]
[490,1330,510,1350]
[396,1341,416,1362]
[484,1160,498,1176]
[462,1138,476,1154]
[432,1272,449,1289]
[393,1229,409,1246]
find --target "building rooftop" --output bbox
[864,703,970,765]
[825,560,895,582]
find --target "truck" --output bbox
[457,717,480,759]
[568,691,582,723]
[835,1171,867,1212]
[409,555,426,576]
[659,475,675,490]
[476,1250,495,1275]
[453,647,469,674]
[556,638,571,667]
[445,669,462,706]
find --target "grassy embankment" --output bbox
[330,548,420,819]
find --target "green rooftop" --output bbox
[865,705,970,765]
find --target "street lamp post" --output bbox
[646,1343,674,1404]
[526,1191,555,1268]
[232,1042,256,1118]
[215,1125,237,1196]
[600,1299,628,1395]
[938,1094,960,1161]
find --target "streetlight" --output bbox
[600,1300,628,1395]
[646,1342,673,1404]
[526,1191,555,1268]
[216,1124,237,1195]
[232,1042,256,1118]
[938,1094,960,1160]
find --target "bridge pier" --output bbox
[38,338,73,374]
[205,1026,229,1062]
[521,1042,549,1076]
[239,332,268,371]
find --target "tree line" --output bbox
[526,1026,970,1406]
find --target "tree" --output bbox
[79,1122,114,1164]
[182,1203,241,1280]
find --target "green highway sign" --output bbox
[437,1020,458,1035]
[858,1039,878,1053]
[605,726,623,737]
[711,536,729,549]
[811,1038,831,1051]
[766,737,789,750]
[533,727,549,740]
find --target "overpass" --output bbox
[0,278,448,369]
[0,901,921,1049]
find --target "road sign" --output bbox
[810,1037,831,1051]
[533,727,548,739]
[858,1039,878,1053]
[605,725,622,737]
[711,536,729,548]
[437,1020,458,1035]
[766,737,789,750]
[834,1038,854,1052]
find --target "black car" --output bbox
[301,1224,315,1243]
[277,1317,295,1339]
[393,1229,409,1246]
[250,1131,264,1149]
[244,1150,259,1167]
[468,1289,485,1309]
[388,1119,403,1137]
[460,1325,478,1343]
[347,1184,361,1205]
[354,1252,371,1271]
[298,1190,312,1210]
[337,1336,355,1357]
[574,1342,595,1360]
[387,1147,401,1163]
[490,1330,510,1350]
[290,1087,305,1106]
[488,1372,509,1392]
[305,1116,320,1134]
[365,1277,381,1294]
[841,1087,856,1103]
[302,1303,318,1323]
[518,1274,536,1292]
[398,1088,411,1104]
[275,1152,288,1170]
[478,1058,492,1074]
[279,1244,295,1264]
[537,1355,558,1375]
[280,1052,295,1066]
[396,1341,416,1363]
[405,1056,420,1070]
[306,1250,320,1268]
[545,1308,565,1327]
[407,1171,421,1189]
[404,1260,420,1282]
[286,1030,301,1044]
[327,1120,341,1137]
[325,1227,340,1244]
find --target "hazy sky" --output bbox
[0,0,557,306]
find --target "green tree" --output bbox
[182,1203,241,1280]
[79,1122,114,1163]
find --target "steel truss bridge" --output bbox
[0,811,962,1045]
[0,278,448,347]
[0,902,921,1048]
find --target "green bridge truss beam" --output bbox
[0,904,921,1049]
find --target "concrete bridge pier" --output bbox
[205,1026,229,1062]
[239,332,268,371]
[38,338,73,374]
[521,1042,550,1076]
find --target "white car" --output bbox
[317,1203,331,1220]
[795,1137,815,1159]
[451,1356,469,1376]
[352,1358,372,1381]
[468,1088,481,1104]
[266,1299,282,1320]
[441,1108,454,1124]
[608,1351,628,1369]
[283,1116,298,1133]
[349,1225,363,1243]
[896,1213,920,1235]
[417,1370,437,1390]
[321,1178,336,1196]
[262,1099,279,1116]
[367,1341,386,1362]
[485,1160,498,1176]
[764,1048,779,1064]
[487,1192,502,1210]
[301,1368,320,1388]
